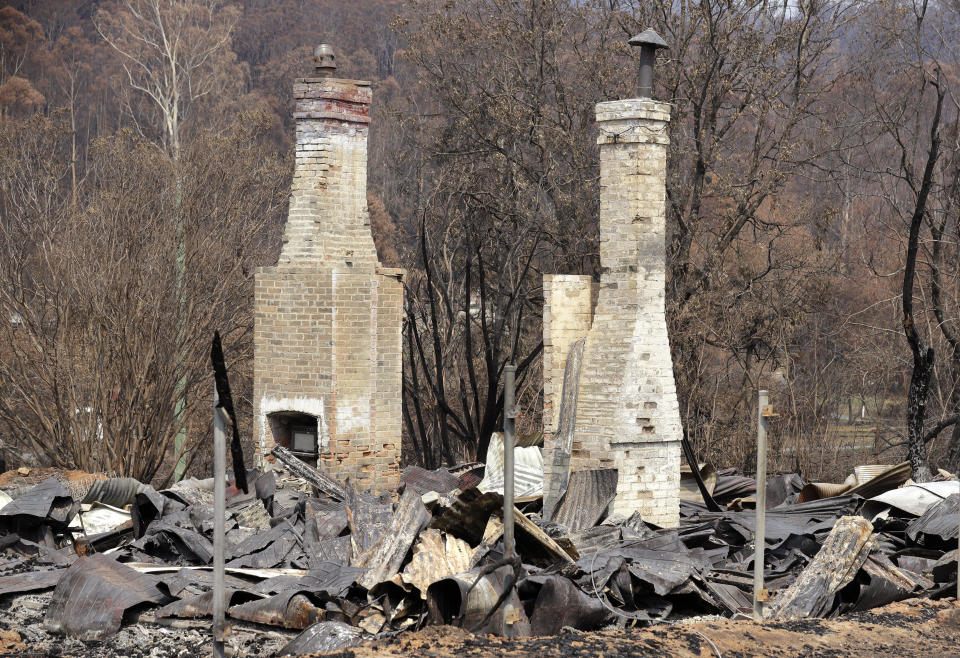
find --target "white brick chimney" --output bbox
[542,32,681,527]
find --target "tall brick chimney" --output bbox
[253,45,404,491]
[542,32,681,527]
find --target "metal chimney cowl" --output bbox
[628,29,669,99]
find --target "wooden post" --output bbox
[754,389,769,620]
[503,364,516,564]
[213,383,226,658]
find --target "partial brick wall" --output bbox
[561,99,681,528]
[542,275,597,436]
[253,71,403,492]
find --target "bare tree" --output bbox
[94,0,240,158]
[0,113,287,482]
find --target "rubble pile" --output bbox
[1,454,959,655]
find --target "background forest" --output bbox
[1,0,959,485]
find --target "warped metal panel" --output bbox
[344,484,392,563]
[552,469,618,532]
[278,620,363,656]
[401,529,474,596]
[356,488,430,588]
[44,554,171,640]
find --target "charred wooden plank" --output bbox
[768,515,874,620]
[270,445,346,501]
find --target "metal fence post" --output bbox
[753,389,769,620]
[503,364,516,564]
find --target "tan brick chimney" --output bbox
[253,45,403,491]
[543,33,681,527]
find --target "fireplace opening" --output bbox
[267,411,319,465]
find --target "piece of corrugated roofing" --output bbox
[401,529,475,597]
[44,554,171,640]
[551,469,618,532]
[356,488,431,589]
[906,493,960,546]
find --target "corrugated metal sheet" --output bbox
[478,433,543,500]
[344,484,393,564]
[83,478,151,507]
[401,529,474,597]
[906,493,960,544]
[551,469,618,532]
[847,462,911,499]
[0,569,64,596]
[543,338,585,519]
[798,481,853,503]
[0,478,75,526]
[356,488,431,588]
[401,466,460,495]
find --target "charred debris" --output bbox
[1,450,959,654]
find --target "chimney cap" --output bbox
[314,43,337,77]
[628,29,668,50]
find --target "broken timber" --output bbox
[271,445,346,501]
[768,515,874,620]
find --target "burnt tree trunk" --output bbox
[901,79,943,483]
[905,344,934,481]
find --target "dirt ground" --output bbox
[1,595,958,656]
[347,597,960,658]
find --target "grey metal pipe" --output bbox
[213,384,226,658]
[753,389,769,620]
[503,364,516,565]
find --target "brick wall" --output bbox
[542,99,681,527]
[253,72,403,492]
[542,275,597,436]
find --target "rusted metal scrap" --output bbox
[153,588,252,621]
[132,520,214,564]
[304,498,348,543]
[400,466,460,496]
[271,445,346,501]
[249,562,366,597]
[432,488,503,545]
[356,488,431,589]
[0,478,77,535]
[228,590,324,629]
[432,488,576,566]
[44,554,172,640]
[906,493,960,547]
[768,515,874,620]
[840,553,934,613]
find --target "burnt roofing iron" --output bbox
[44,554,172,640]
